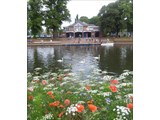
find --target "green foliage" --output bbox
[89,16,100,26]
[27,0,70,38]
[79,16,89,23]
[79,16,100,26]
[42,0,70,38]
[27,0,43,37]
[98,0,133,36]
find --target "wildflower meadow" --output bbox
[27,68,133,120]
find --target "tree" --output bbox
[76,14,79,21]
[42,0,70,39]
[27,0,43,38]
[99,2,122,36]
[79,16,89,23]
[89,16,100,26]
[98,0,133,36]
[118,0,133,34]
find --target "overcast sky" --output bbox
[62,0,116,27]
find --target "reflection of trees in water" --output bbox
[126,47,133,71]
[99,46,133,74]
[27,47,34,72]
[33,48,44,70]
[108,47,121,73]
[119,46,133,71]
[27,45,133,75]
[120,47,127,68]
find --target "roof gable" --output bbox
[74,23,83,27]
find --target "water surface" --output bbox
[27,45,133,79]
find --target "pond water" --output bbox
[27,45,133,80]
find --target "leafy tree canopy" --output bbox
[42,0,70,38]
[27,0,71,39]
[27,0,43,37]
[79,16,89,23]
[98,0,133,36]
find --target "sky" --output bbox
[62,0,116,27]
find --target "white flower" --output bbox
[98,82,103,84]
[103,92,112,97]
[71,107,77,112]
[27,73,32,78]
[87,90,98,94]
[66,104,78,114]
[122,113,125,116]
[73,92,79,94]
[117,112,120,114]
[41,113,53,120]
[33,76,40,81]
[47,84,54,87]
[116,106,120,109]
[99,87,104,90]
[53,87,58,90]
[60,82,68,86]
[63,77,70,81]
[34,68,42,71]
[63,69,70,72]
[102,75,113,81]
[115,95,122,99]
[43,87,51,90]
[77,101,85,104]
[27,86,34,92]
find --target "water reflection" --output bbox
[27,45,133,78]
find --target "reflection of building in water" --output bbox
[36,47,55,65]
[61,46,100,80]
[63,16,100,38]
[120,47,127,59]
[27,46,133,77]
[120,47,127,67]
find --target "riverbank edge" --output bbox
[27,38,133,46]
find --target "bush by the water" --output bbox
[27,68,133,120]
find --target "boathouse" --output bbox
[63,18,100,38]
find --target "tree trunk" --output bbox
[116,28,119,37]
[52,29,54,40]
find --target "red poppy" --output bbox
[110,79,118,84]
[109,86,117,92]
[88,104,97,112]
[49,101,60,107]
[47,91,53,95]
[76,104,84,113]
[64,99,70,106]
[85,86,91,90]
[58,112,64,118]
[28,95,34,100]
[59,104,64,108]
[127,103,133,109]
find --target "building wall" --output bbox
[83,26,87,31]
[69,26,74,31]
